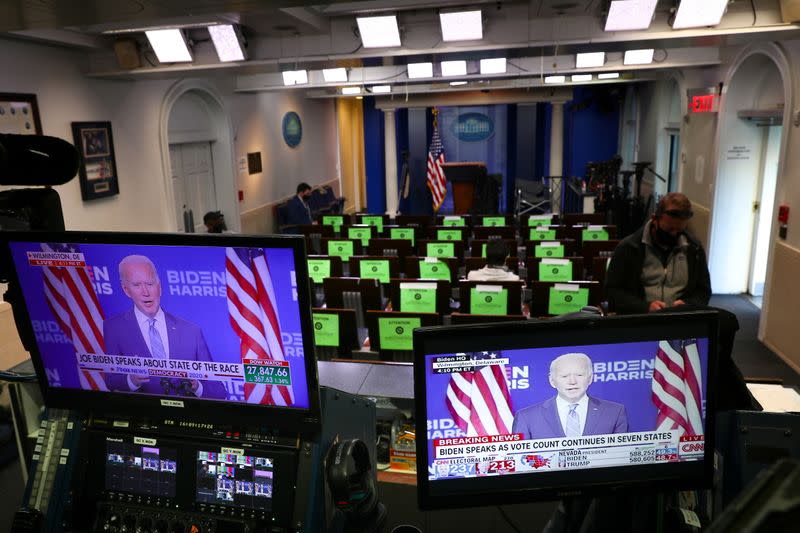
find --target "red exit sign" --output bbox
[690,94,717,113]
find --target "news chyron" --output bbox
[425,340,708,480]
[8,241,312,409]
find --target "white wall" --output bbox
[0,37,338,233]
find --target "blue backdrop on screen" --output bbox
[438,106,508,213]
[9,242,310,408]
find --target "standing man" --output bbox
[203,211,227,233]
[285,182,314,227]
[104,255,225,398]
[512,353,628,440]
[605,192,710,314]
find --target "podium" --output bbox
[440,162,487,214]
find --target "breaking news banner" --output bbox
[8,241,310,408]
[425,341,709,481]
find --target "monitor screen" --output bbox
[196,449,274,511]
[413,312,718,509]
[1,232,319,429]
[105,439,178,498]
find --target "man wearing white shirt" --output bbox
[512,352,628,440]
[103,255,224,398]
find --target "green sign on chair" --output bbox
[359,259,390,283]
[378,316,421,350]
[327,240,354,261]
[419,259,450,280]
[400,283,437,313]
[470,286,508,315]
[538,259,573,282]
[307,259,331,283]
[548,284,589,315]
[312,313,339,347]
[534,242,565,258]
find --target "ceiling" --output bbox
[2,1,799,95]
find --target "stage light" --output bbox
[623,49,654,65]
[480,57,506,74]
[356,15,401,48]
[341,87,361,95]
[673,0,729,29]
[598,72,621,79]
[323,68,348,83]
[439,10,483,41]
[407,62,433,79]
[545,75,566,84]
[572,74,593,82]
[604,0,658,31]
[441,60,467,77]
[282,70,308,86]
[371,85,391,94]
[576,52,605,68]
[208,24,246,62]
[145,29,192,63]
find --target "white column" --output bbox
[384,109,399,214]
[549,102,564,214]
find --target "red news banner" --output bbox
[27,251,87,268]
[432,431,705,476]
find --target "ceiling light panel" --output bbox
[371,85,391,94]
[598,72,621,79]
[341,87,361,95]
[450,81,468,86]
[604,0,659,31]
[439,10,483,41]
[545,75,566,84]
[576,52,605,69]
[480,57,506,74]
[323,68,348,83]
[572,74,593,82]
[624,49,655,65]
[282,70,308,86]
[145,29,192,63]
[208,24,245,62]
[441,60,467,77]
[407,62,433,79]
[673,0,729,29]
[356,15,401,48]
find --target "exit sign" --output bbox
[687,88,719,113]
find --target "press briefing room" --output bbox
[2,1,800,532]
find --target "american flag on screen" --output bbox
[225,247,294,406]
[651,339,703,436]
[426,115,447,212]
[445,352,514,436]
[40,243,108,391]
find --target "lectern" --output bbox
[440,162,487,214]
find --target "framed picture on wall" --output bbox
[0,93,43,135]
[71,121,120,201]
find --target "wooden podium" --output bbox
[440,162,487,214]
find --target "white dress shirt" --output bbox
[556,394,589,436]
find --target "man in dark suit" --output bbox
[103,255,225,398]
[512,352,628,439]
[284,182,314,229]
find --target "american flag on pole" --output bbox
[40,243,108,391]
[426,111,447,212]
[225,247,294,406]
[445,352,514,436]
[651,339,704,436]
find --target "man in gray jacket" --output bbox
[605,192,711,314]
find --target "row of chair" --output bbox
[316,212,608,229]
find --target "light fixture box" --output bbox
[356,15,401,48]
[604,0,658,31]
[439,10,483,41]
[145,28,193,63]
[672,0,729,29]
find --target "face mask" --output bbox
[655,226,680,247]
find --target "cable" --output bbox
[0,371,37,382]
[497,506,523,533]
[750,0,757,26]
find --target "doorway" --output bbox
[169,142,217,233]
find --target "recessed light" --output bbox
[673,0,729,29]
[604,0,659,31]
[407,62,433,79]
[323,68,348,83]
[450,81,468,86]
[341,87,362,95]
[371,85,391,94]
[624,49,655,65]
[576,52,605,69]
[572,74,593,82]
[439,10,483,41]
[480,57,506,75]
[208,25,245,62]
[282,70,308,86]
[441,60,467,77]
[145,29,192,63]
[598,72,621,79]
[545,75,566,84]
[356,15,401,48]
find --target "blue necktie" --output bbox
[566,403,581,437]
[148,318,167,359]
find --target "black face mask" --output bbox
[654,226,680,247]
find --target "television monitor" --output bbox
[413,311,718,509]
[0,231,320,431]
